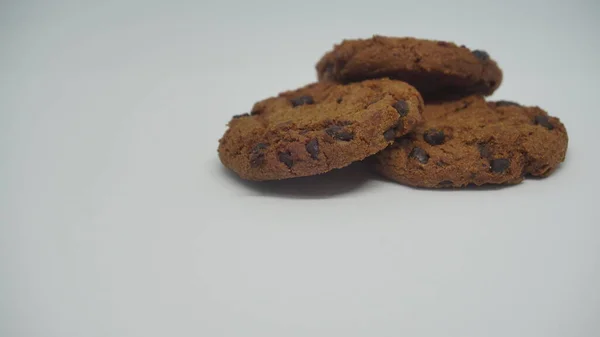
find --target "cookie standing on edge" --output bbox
[316,36,503,100]
[218,79,424,181]
[372,96,568,188]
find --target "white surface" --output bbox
[1,0,599,336]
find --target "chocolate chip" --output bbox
[250,154,265,167]
[334,131,354,141]
[383,128,396,141]
[250,109,262,116]
[437,41,450,47]
[490,158,510,173]
[393,100,409,116]
[305,139,319,159]
[249,143,267,167]
[409,147,429,164]
[326,125,354,141]
[278,152,293,168]
[336,97,343,104]
[472,50,490,61]
[495,100,521,107]
[423,129,445,145]
[534,115,554,130]
[326,125,341,135]
[438,180,453,187]
[232,113,250,119]
[478,143,492,158]
[290,95,314,107]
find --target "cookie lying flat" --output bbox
[316,36,502,100]
[219,79,423,181]
[372,96,568,188]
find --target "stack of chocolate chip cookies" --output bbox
[218,36,568,188]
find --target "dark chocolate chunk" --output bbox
[490,158,510,173]
[383,128,396,141]
[478,143,492,158]
[278,152,293,168]
[472,50,490,61]
[534,115,554,130]
[249,143,267,167]
[305,139,319,159]
[393,100,409,116]
[326,125,354,141]
[438,180,454,187]
[290,95,314,107]
[423,129,445,145]
[409,147,429,164]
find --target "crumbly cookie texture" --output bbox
[316,36,502,100]
[373,96,568,188]
[219,79,424,181]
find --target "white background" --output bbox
[1,0,599,336]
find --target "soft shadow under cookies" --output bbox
[219,161,372,198]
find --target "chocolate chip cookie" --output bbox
[372,96,568,188]
[219,79,424,180]
[316,36,503,100]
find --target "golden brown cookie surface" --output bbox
[373,96,568,188]
[316,36,502,100]
[219,79,423,181]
